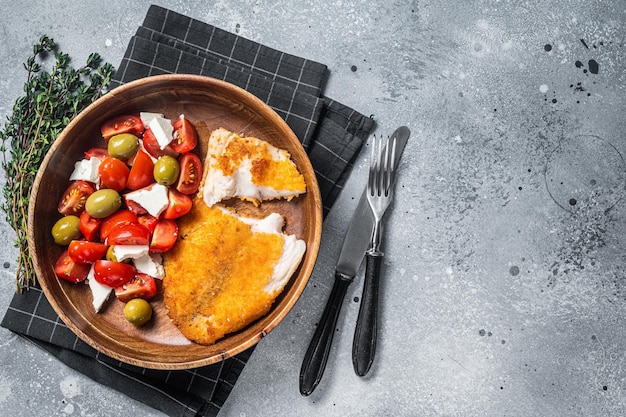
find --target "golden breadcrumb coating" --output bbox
[163,201,285,345]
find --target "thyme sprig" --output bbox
[1,35,114,291]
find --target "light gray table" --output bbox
[1,1,625,416]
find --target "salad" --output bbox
[50,112,203,325]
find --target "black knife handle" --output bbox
[299,273,352,396]
[352,250,382,376]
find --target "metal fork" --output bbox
[352,135,397,376]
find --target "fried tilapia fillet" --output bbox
[202,127,306,207]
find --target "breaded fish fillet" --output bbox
[202,127,306,207]
[162,202,306,345]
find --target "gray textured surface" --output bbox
[1,1,626,416]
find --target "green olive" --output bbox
[123,298,152,325]
[85,189,122,219]
[105,245,118,262]
[51,215,81,245]
[107,133,139,160]
[153,155,180,186]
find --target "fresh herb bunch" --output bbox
[0,35,114,291]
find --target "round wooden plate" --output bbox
[28,74,322,369]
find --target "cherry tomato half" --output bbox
[99,209,138,242]
[54,250,91,283]
[142,128,179,159]
[57,180,95,216]
[125,199,148,215]
[176,152,202,195]
[170,117,198,153]
[127,149,154,190]
[79,211,102,242]
[84,147,109,160]
[114,273,158,302]
[137,214,159,234]
[105,223,151,246]
[150,219,178,252]
[98,157,130,191]
[68,240,108,264]
[101,114,144,140]
[163,189,192,220]
[93,260,136,287]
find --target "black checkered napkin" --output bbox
[2,5,375,417]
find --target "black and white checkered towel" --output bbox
[1,5,375,417]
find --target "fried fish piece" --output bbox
[202,127,306,207]
[162,202,306,345]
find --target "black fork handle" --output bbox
[352,250,382,376]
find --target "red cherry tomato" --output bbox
[125,199,148,215]
[142,128,179,159]
[57,180,95,216]
[84,147,109,160]
[99,210,138,242]
[127,150,154,190]
[163,188,192,219]
[93,260,136,287]
[105,223,151,246]
[98,157,130,191]
[137,214,159,234]
[79,211,101,242]
[101,114,144,140]
[68,240,108,264]
[150,219,178,252]
[176,152,202,195]
[114,273,158,302]
[170,117,198,153]
[54,250,91,283]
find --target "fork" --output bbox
[352,135,397,376]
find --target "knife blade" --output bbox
[299,126,410,396]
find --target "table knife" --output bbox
[299,126,410,396]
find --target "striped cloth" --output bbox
[1,5,375,417]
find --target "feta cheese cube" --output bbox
[112,245,150,262]
[69,158,101,184]
[86,265,113,313]
[134,253,165,279]
[148,115,174,150]
[124,184,169,218]
[140,112,164,129]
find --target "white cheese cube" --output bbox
[112,245,150,262]
[148,115,173,150]
[124,184,169,218]
[69,158,101,184]
[134,253,165,279]
[86,265,113,313]
[140,112,164,129]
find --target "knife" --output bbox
[299,126,410,396]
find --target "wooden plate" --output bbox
[28,74,322,369]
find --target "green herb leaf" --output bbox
[1,36,114,291]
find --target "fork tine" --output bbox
[373,136,383,197]
[379,137,387,197]
[382,137,390,195]
[385,135,397,195]
[368,136,377,196]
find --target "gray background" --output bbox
[0,1,625,416]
